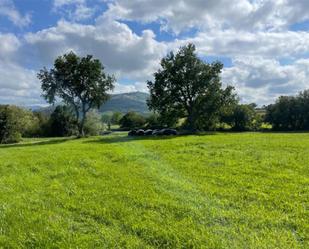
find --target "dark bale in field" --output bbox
[152,129,162,135]
[162,128,178,135]
[136,129,145,136]
[128,130,137,136]
[144,129,153,135]
[102,131,112,136]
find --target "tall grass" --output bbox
[0,133,308,248]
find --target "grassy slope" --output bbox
[0,133,308,248]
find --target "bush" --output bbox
[111,112,123,125]
[265,90,309,131]
[84,110,105,136]
[0,105,36,144]
[119,112,146,130]
[32,111,51,137]
[221,104,261,131]
[49,106,77,137]
[146,113,162,129]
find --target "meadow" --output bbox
[0,132,308,248]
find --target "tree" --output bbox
[33,111,50,137]
[222,104,261,131]
[146,113,162,129]
[0,105,37,144]
[265,90,309,131]
[49,106,77,137]
[38,52,115,136]
[111,112,123,125]
[84,110,105,135]
[147,44,236,131]
[119,112,146,130]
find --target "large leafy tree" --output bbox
[38,52,115,136]
[147,44,236,131]
[265,89,309,130]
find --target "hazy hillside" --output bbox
[99,92,149,114]
[32,92,150,114]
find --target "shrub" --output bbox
[221,104,261,131]
[0,105,35,144]
[84,110,105,136]
[111,112,123,125]
[119,112,146,130]
[146,113,162,129]
[49,106,77,137]
[265,90,309,131]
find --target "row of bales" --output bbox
[128,128,178,136]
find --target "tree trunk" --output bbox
[78,111,86,137]
[187,109,196,132]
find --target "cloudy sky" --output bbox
[0,0,309,106]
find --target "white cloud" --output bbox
[1,0,309,105]
[105,0,250,33]
[0,0,31,27]
[53,0,95,21]
[0,61,41,105]
[174,29,309,59]
[105,0,309,33]
[25,18,167,81]
[53,0,85,8]
[0,33,42,105]
[222,57,309,105]
[0,33,20,59]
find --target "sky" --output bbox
[0,0,309,106]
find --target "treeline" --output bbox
[1,43,309,144]
[265,90,309,130]
[0,105,106,144]
[1,90,309,144]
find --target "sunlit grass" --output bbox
[0,132,308,248]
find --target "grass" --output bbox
[0,132,308,248]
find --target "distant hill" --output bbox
[32,92,150,115]
[99,92,150,114]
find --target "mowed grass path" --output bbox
[0,133,308,248]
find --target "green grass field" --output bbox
[0,133,308,248]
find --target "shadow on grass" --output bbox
[84,132,218,145]
[0,137,73,149]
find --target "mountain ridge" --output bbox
[99,91,149,114]
[29,92,150,114]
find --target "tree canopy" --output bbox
[38,52,115,136]
[0,105,38,144]
[222,103,261,131]
[119,112,146,130]
[265,90,309,130]
[147,44,236,131]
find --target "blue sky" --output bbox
[0,0,309,106]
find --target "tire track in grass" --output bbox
[105,138,225,247]
[115,139,221,222]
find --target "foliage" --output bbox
[110,112,123,125]
[84,110,105,136]
[265,89,309,130]
[101,113,112,124]
[222,103,262,131]
[145,113,162,129]
[147,43,236,131]
[119,111,146,130]
[49,105,77,137]
[38,52,115,136]
[0,105,38,144]
[32,111,51,137]
[0,133,308,248]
